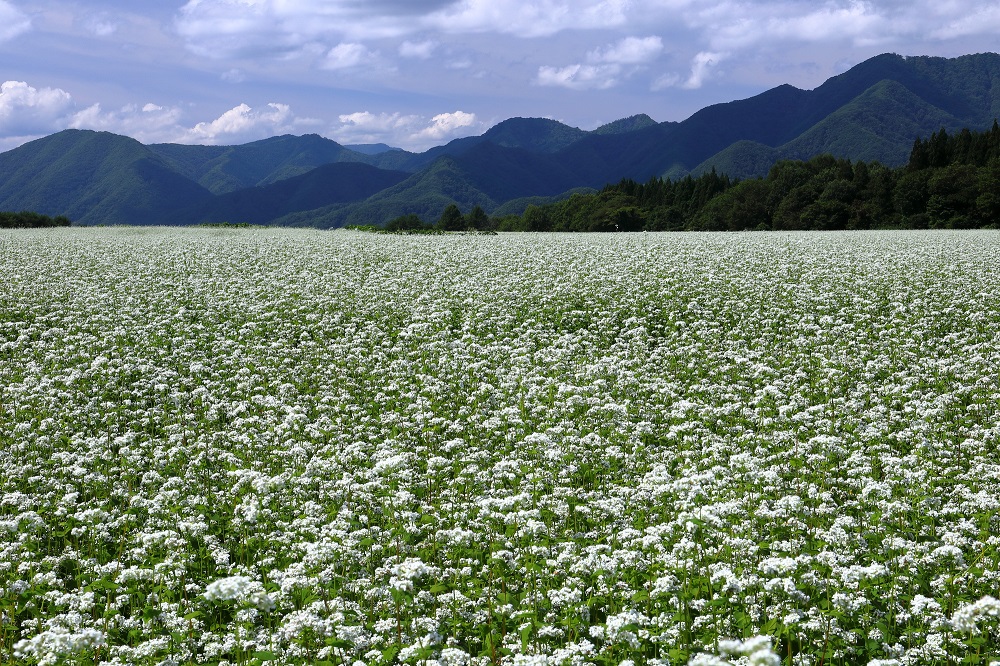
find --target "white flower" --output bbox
[13,628,106,661]
[952,595,1000,633]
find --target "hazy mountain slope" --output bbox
[275,142,585,228]
[149,134,376,194]
[180,162,410,225]
[346,143,399,155]
[561,52,1000,183]
[384,117,590,172]
[480,117,587,152]
[592,114,660,135]
[274,157,492,228]
[694,78,969,178]
[690,142,781,180]
[0,130,212,225]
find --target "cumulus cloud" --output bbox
[653,51,728,90]
[0,81,321,147]
[0,81,75,137]
[181,103,321,144]
[536,35,662,90]
[587,36,663,65]
[707,1,888,50]
[0,1,30,42]
[683,51,727,89]
[68,102,186,142]
[412,110,477,142]
[536,64,621,90]
[331,110,482,150]
[323,43,380,70]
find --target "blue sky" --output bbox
[1,0,998,152]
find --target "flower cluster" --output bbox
[2,227,1000,665]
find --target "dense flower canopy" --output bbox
[2,228,999,665]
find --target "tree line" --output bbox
[0,211,72,228]
[381,122,1000,232]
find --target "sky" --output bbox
[1,1,999,153]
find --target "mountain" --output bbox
[278,141,588,227]
[375,117,589,173]
[592,114,660,135]
[563,52,1000,182]
[148,133,380,194]
[3,52,1000,227]
[688,53,1000,178]
[0,130,212,225]
[180,162,411,225]
[346,143,400,155]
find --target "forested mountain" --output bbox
[2,52,999,227]
[0,130,213,226]
[492,122,1000,232]
[178,162,411,226]
[148,134,386,194]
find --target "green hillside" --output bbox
[273,142,587,228]
[149,134,377,194]
[561,53,1000,184]
[0,130,212,225]
[592,114,660,135]
[693,79,965,178]
[182,162,410,225]
[499,122,1000,232]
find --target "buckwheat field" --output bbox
[3,228,1000,666]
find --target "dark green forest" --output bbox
[388,122,1000,232]
[0,211,72,228]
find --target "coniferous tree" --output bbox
[466,205,491,231]
[437,204,466,231]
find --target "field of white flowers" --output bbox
[2,228,999,666]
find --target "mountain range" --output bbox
[2,52,1000,227]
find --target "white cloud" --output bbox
[0,81,74,137]
[330,110,483,150]
[68,102,185,142]
[176,0,633,54]
[412,111,478,142]
[649,51,727,91]
[176,0,428,58]
[69,100,320,146]
[0,1,30,42]
[427,0,630,37]
[84,14,119,37]
[536,35,663,91]
[183,103,318,144]
[323,43,379,70]
[536,64,622,90]
[399,40,438,59]
[682,51,727,89]
[587,36,664,65]
[930,4,1000,40]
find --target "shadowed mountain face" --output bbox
[3,53,999,227]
